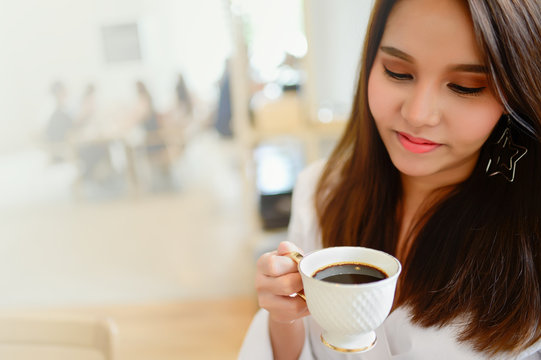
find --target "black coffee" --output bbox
[313,262,387,284]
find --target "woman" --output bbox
[240,0,541,359]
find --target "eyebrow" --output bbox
[380,46,414,63]
[450,63,488,73]
[379,46,488,74]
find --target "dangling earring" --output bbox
[485,115,528,182]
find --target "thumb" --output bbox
[277,241,304,256]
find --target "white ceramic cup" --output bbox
[288,246,401,353]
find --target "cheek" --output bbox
[368,65,404,129]
[368,69,391,124]
[450,106,502,148]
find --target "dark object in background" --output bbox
[259,192,292,229]
[254,138,304,230]
[215,70,232,137]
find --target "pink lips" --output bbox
[397,132,441,154]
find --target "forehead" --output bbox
[381,0,482,65]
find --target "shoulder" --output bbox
[382,308,541,359]
[291,159,327,214]
[288,159,327,252]
[294,158,327,197]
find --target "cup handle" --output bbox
[285,251,306,301]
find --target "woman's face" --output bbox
[368,0,504,185]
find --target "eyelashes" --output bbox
[383,66,486,96]
[384,67,413,81]
[447,83,485,96]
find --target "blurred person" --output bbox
[129,80,172,190]
[134,81,160,134]
[72,84,113,184]
[43,81,75,161]
[132,80,167,154]
[175,73,193,118]
[123,81,161,147]
[161,73,194,132]
[75,83,97,130]
[214,61,233,138]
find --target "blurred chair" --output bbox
[127,124,185,193]
[0,314,116,360]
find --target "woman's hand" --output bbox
[255,241,309,323]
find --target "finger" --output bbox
[277,241,304,257]
[256,271,303,296]
[257,251,298,277]
[258,293,309,322]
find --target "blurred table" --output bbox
[70,120,186,196]
[0,296,258,360]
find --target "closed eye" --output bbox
[383,66,413,80]
[447,83,485,96]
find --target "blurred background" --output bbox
[0,0,373,358]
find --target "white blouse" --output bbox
[239,160,541,360]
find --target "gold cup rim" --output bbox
[320,333,377,353]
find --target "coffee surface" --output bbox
[313,262,387,284]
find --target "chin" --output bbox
[390,158,438,178]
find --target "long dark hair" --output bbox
[315,0,541,355]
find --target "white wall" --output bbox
[0,0,231,153]
[304,0,374,121]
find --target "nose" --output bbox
[400,82,441,127]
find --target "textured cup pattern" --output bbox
[304,277,397,335]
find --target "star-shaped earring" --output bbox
[485,127,528,182]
